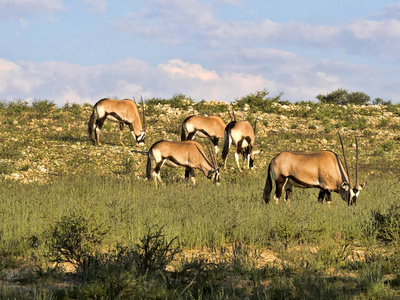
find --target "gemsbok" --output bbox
[222,120,257,171]
[263,135,366,206]
[181,115,226,155]
[146,140,220,188]
[88,97,146,146]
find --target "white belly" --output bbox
[287,178,317,188]
[164,159,180,168]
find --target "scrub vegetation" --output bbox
[1,91,400,298]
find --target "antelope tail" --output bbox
[222,129,230,162]
[87,105,97,139]
[181,116,191,141]
[181,122,187,141]
[263,162,273,204]
[146,150,152,180]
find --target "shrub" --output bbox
[234,89,284,113]
[5,99,30,114]
[32,99,55,116]
[194,100,228,115]
[317,89,370,105]
[47,214,108,275]
[373,98,392,106]
[371,205,400,243]
[62,102,83,117]
[147,93,194,110]
[133,225,181,275]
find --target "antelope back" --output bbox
[185,115,226,138]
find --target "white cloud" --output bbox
[112,1,400,61]
[159,59,219,81]
[84,0,107,14]
[0,0,65,20]
[374,3,400,19]
[0,56,398,106]
[113,0,218,43]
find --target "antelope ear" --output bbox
[253,150,260,155]
[359,182,367,190]
[341,182,350,191]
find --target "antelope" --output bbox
[87,97,146,146]
[221,120,257,171]
[263,135,366,206]
[146,140,220,188]
[181,115,226,155]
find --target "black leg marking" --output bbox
[185,166,190,179]
[275,177,286,200]
[285,189,292,202]
[318,190,325,203]
[155,162,163,174]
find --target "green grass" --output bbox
[1,173,400,298]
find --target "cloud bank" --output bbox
[0,1,399,106]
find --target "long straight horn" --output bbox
[227,109,233,122]
[355,137,359,188]
[205,140,218,169]
[338,133,352,187]
[140,95,146,129]
[132,96,137,104]
[254,115,259,135]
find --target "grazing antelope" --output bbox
[181,115,226,155]
[87,97,146,146]
[263,136,366,206]
[146,140,220,188]
[222,120,257,171]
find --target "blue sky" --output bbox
[1,0,400,106]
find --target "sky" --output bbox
[1,0,400,106]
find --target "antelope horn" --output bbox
[195,144,216,170]
[205,139,218,169]
[338,133,352,188]
[140,95,146,129]
[227,109,233,122]
[355,137,359,188]
[132,96,137,104]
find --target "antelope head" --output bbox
[338,134,367,206]
[133,96,146,146]
[206,140,221,185]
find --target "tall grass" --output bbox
[1,172,398,249]
[1,173,400,297]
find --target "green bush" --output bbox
[372,205,400,243]
[47,214,108,276]
[32,99,55,115]
[317,88,371,105]
[5,99,30,114]
[147,93,194,110]
[234,89,284,113]
[62,102,83,117]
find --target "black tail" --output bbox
[87,105,97,139]
[146,150,152,180]
[181,116,191,141]
[222,121,236,163]
[263,162,273,204]
[221,131,229,163]
[181,122,187,141]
